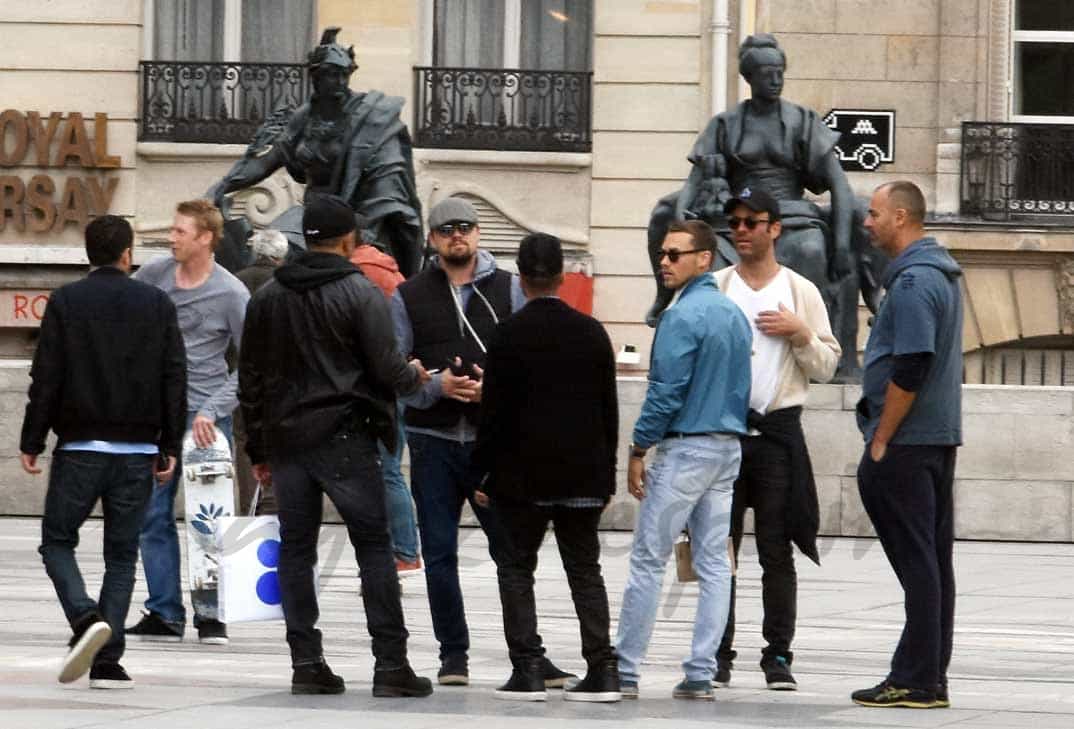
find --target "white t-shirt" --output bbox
[724,267,795,415]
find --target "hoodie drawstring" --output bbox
[449,282,499,355]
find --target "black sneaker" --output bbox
[563,659,620,703]
[540,656,578,688]
[936,682,950,708]
[761,655,797,691]
[712,657,732,688]
[60,614,112,684]
[196,619,229,645]
[495,659,547,701]
[851,680,941,708]
[292,661,345,695]
[89,662,134,689]
[372,665,433,698]
[125,612,182,642]
[437,654,469,686]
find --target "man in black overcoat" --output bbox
[474,233,621,702]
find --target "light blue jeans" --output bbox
[616,434,741,683]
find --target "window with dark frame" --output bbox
[1013,0,1074,119]
[415,0,594,153]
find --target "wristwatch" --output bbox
[629,442,648,459]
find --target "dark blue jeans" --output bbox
[138,413,232,628]
[40,450,155,666]
[272,430,408,670]
[407,431,508,661]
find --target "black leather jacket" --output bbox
[238,251,420,464]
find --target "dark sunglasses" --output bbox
[658,248,704,263]
[726,216,771,231]
[434,221,475,236]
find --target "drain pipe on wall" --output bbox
[711,0,731,115]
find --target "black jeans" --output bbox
[857,443,956,691]
[495,500,613,669]
[718,434,796,663]
[271,431,408,670]
[39,450,155,666]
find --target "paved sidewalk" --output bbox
[2,516,1073,728]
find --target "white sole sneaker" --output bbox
[494,689,547,701]
[128,633,182,642]
[198,636,229,646]
[59,622,112,684]
[563,690,621,703]
[90,678,135,689]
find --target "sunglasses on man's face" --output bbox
[658,248,703,264]
[726,216,771,231]
[434,222,475,236]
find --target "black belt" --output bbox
[665,431,737,439]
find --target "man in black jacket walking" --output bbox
[21,215,187,689]
[474,233,620,702]
[238,195,432,697]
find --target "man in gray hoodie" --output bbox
[851,181,963,710]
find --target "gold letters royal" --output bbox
[0,110,122,233]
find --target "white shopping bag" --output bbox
[217,515,287,623]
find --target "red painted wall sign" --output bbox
[0,290,51,327]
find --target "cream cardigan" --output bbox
[713,266,841,410]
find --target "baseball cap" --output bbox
[516,233,563,278]
[303,195,357,242]
[428,197,478,229]
[723,186,781,222]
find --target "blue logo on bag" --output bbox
[254,539,282,605]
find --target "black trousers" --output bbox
[495,500,614,668]
[857,443,956,691]
[271,431,408,670]
[718,434,797,663]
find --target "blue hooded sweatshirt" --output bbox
[858,237,963,445]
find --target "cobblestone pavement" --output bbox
[3,517,1073,728]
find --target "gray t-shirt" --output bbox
[134,255,249,421]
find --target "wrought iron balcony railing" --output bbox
[961,121,1074,220]
[413,66,592,153]
[139,61,309,144]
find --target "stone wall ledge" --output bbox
[1,367,1069,543]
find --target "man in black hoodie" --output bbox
[852,181,963,710]
[21,215,187,689]
[238,195,432,697]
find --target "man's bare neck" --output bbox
[734,257,782,291]
[175,254,214,289]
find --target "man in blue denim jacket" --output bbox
[616,219,752,701]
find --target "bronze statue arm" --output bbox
[205,144,287,213]
[820,153,854,280]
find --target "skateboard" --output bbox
[183,426,235,622]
